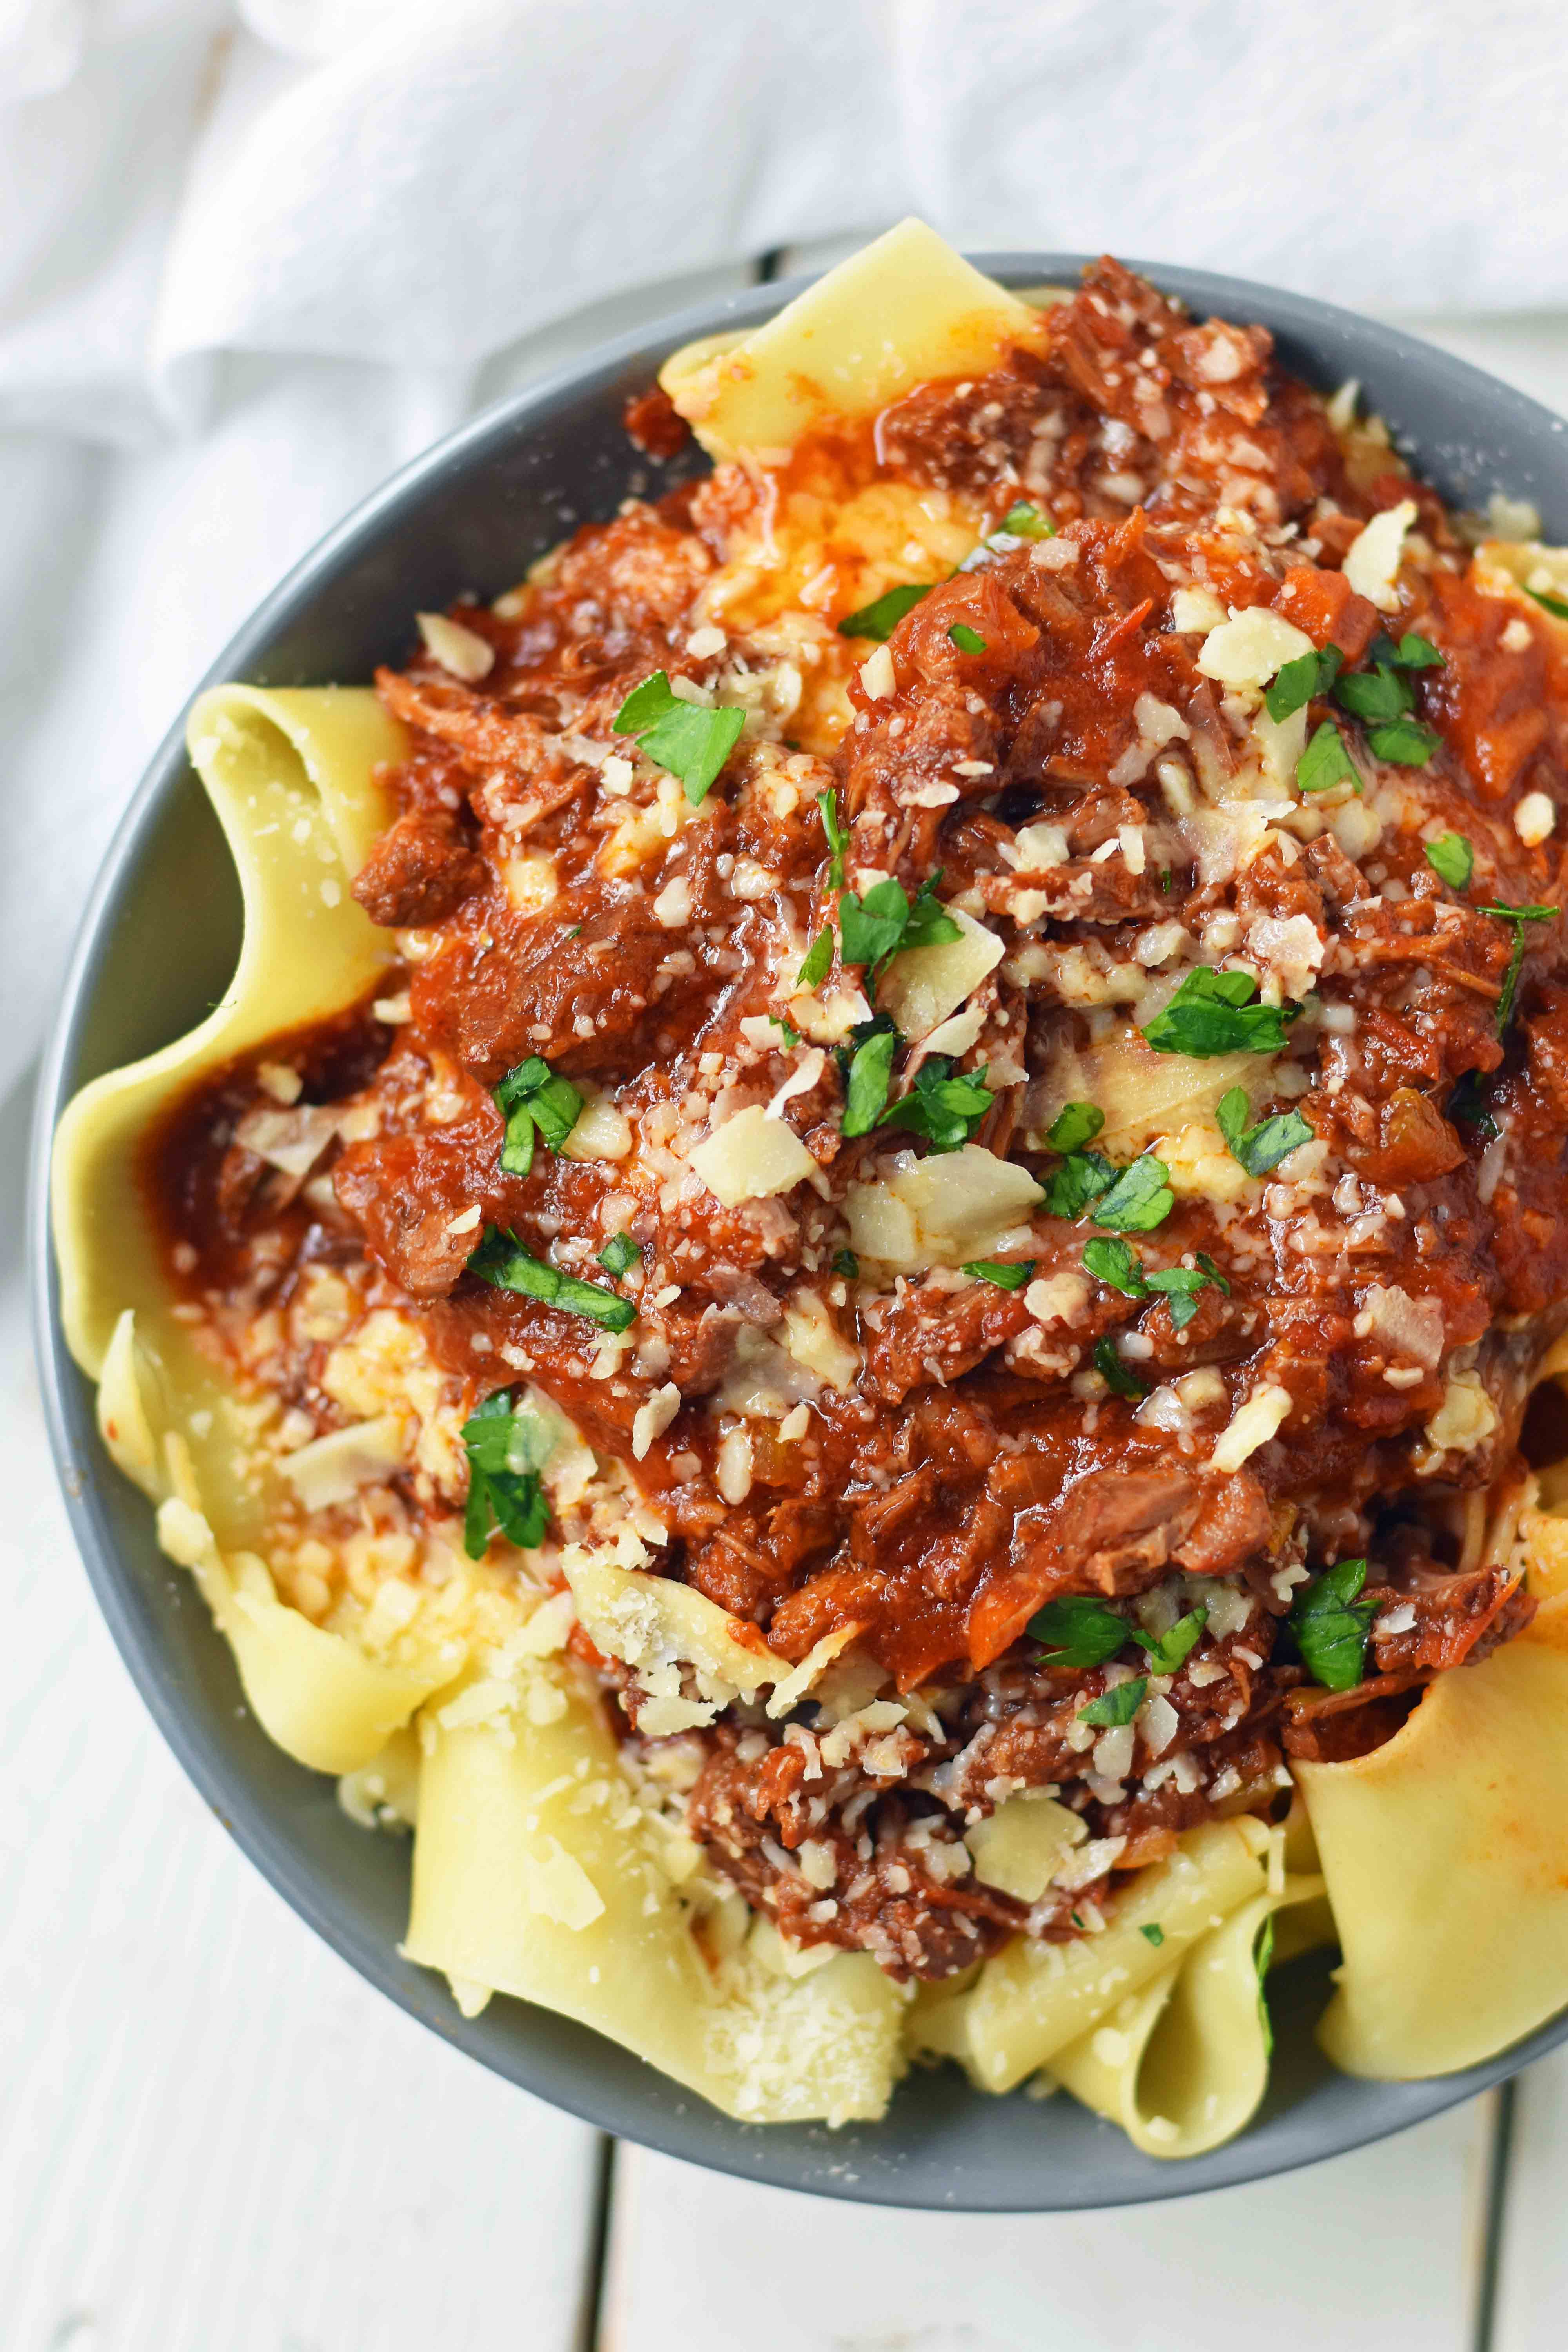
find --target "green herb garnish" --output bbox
[612,671,745,806]
[1091,1156,1174,1233]
[1081,1239,1226,1327]
[1447,1070,1499,1138]
[948,623,987,654]
[1140,1923,1166,1948]
[1367,718,1441,766]
[839,1019,901,1137]
[1334,663,1413,724]
[1264,644,1341,722]
[597,1232,639,1276]
[1078,1675,1148,1726]
[797,927,834,990]
[1134,1606,1208,1675]
[468,1228,637,1331]
[838,583,933,640]
[838,874,962,991]
[1527,586,1568,622]
[493,1056,584,1179]
[1482,902,1556,1035]
[964,1258,1036,1290]
[1028,1595,1129,1669]
[1296,719,1359,795]
[1255,1915,1276,2058]
[460,1388,551,1560]
[831,1248,860,1279]
[1094,1336,1148,1398]
[1425,833,1473,889]
[1289,1557,1378,1691]
[1393,632,1444,668]
[878,1057,994,1153]
[1082,1236,1145,1298]
[1047,1102,1105,1153]
[1044,1151,1119,1219]
[1142,968,1299,1058]
[818,788,850,890]
[1216,1088,1314,1177]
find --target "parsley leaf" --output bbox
[770,1015,800,1047]
[1483,903,1556,1035]
[948,623,987,654]
[1290,1556,1379,1691]
[1367,717,1441,766]
[1216,1087,1314,1176]
[964,1257,1036,1290]
[1255,1915,1276,2059]
[1047,1102,1105,1153]
[878,1056,994,1153]
[1141,967,1299,1057]
[1078,1675,1148,1726]
[1297,719,1359,795]
[838,875,961,993]
[461,1389,550,1561]
[1144,1265,1219,1330]
[1045,1150,1118,1219]
[1425,832,1474,889]
[1091,1157,1174,1232]
[797,926,833,990]
[1334,663,1413,724]
[1094,1335,1148,1397]
[839,1019,901,1137]
[468,1227,637,1331]
[494,1056,584,1179]
[1132,1605,1208,1675]
[999,499,1054,540]
[838,583,932,640]
[1527,586,1568,622]
[1394,632,1444,669]
[1028,1595,1129,1669]
[1082,1236,1145,1297]
[1140,1923,1166,1947]
[831,1248,860,1279]
[612,671,745,806]
[597,1232,639,1276]
[1265,644,1341,722]
[818,788,849,889]
[1447,1070,1499,1138]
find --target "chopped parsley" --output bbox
[997,499,1054,540]
[1289,1556,1379,1691]
[837,583,933,640]
[964,1257,1036,1290]
[1094,1335,1148,1398]
[948,623,987,654]
[838,1018,901,1137]
[1334,662,1414,725]
[818,788,850,889]
[1255,1915,1276,2058]
[1391,632,1444,669]
[1482,902,1556,1036]
[1028,1595,1129,1669]
[468,1227,637,1331]
[831,1248,860,1280]
[797,926,834,990]
[597,1232,639,1277]
[1527,586,1568,622]
[769,1015,801,1048]
[460,1389,550,1561]
[1044,1149,1118,1219]
[493,1056,583,1179]
[1367,717,1441,766]
[1447,1069,1499,1138]
[1046,1101,1105,1153]
[1264,644,1341,722]
[878,1057,994,1153]
[1296,719,1359,795]
[1216,1087,1314,1177]
[1078,1675,1147,1726]
[1141,967,1299,1057]
[612,671,745,806]
[1140,1923,1166,1948]
[1135,1605,1208,1675]
[1425,832,1474,889]
[838,874,962,991]
[1082,1239,1227,1327]
[1091,1156,1175,1233]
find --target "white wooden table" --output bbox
[7,240,1567,2352]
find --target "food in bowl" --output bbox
[53,222,1568,2154]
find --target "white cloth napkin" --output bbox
[4,0,1567,1107]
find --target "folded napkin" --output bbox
[3,0,1565,1104]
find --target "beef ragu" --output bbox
[149,257,1568,1985]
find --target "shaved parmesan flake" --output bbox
[279,1416,405,1510]
[844,1145,1044,1270]
[965,1796,1086,1902]
[689,1105,819,1206]
[1196,607,1314,695]
[1343,499,1417,610]
[416,611,495,681]
[1210,1383,1292,1473]
[877,906,1004,1041]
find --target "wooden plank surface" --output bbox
[601,2102,1494,2352]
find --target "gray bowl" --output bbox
[30,256,1568,2210]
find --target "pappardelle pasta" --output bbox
[54,223,1568,2151]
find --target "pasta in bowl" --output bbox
[46,224,1568,2180]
